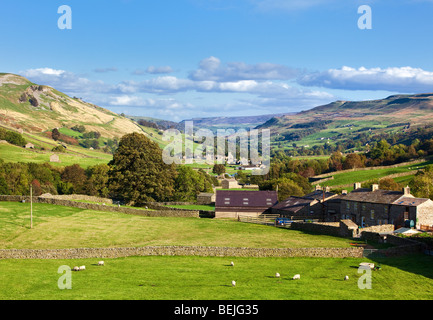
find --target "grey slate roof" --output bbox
[342,188,405,204]
[271,196,316,213]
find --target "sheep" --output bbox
[79,265,86,271]
[275,273,280,278]
[98,261,104,266]
[344,275,349,281]
[292,274,300,280]
[230,261,234,267]
[231,280,236,287]
[73,266,80,272]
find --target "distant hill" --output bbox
[177,113,295,133]
[256,93,433,154]
[0,73,143,139]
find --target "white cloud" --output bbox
[189,56,299,82]
[298,66,433,92]
[18,63,335,121]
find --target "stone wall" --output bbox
[361,231,426,256]
[0,245,364,260]
[360,224,395,233]
[39,194,113,204]
[0,195,199,218]
[290,221,341,237]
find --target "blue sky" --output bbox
[2,0,433,121]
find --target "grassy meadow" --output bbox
[1,201,433,300]
[321,159,433,188]
[0,202,358,250]
[1,254,433,300]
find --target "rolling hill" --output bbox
[257,93,433,153]
[0,73,143,139]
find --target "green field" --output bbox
[321,160,433,187]
[0,254,432,300]
[1,201,433,300]
[0,202,358,250]
[0,143,112,168]
[164,204,215,211]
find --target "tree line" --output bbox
[0,133,217,205]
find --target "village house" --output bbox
[271,186,338,218]
[329,183,433,229]
[215,190,278,219]
[221,179,240,189]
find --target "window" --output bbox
[370,210,375,220]
[362,204,366,211]
[384,206,388,214]
[346,202,350,211]
[354,202,358,211]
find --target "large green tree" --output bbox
[108,133,177,204]
[173,166,213,201]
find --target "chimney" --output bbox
[371,184,379,192]
[354,182,361,190]
[342,190,348,195]
[325,186,330,193]
[315,185,322,191]
[403,186,411,196]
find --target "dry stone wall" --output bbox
[0,246,364,260]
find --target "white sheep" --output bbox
[79,265,86,271]
[231,280,236,287]
[230,261,234,267]
[98,261,104,266]
[73,266,80,271]
[275,273,280,278]
[292,274,300,280]
[344,275,349,281]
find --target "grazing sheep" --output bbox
[359,262,374,269]
[230,261,234,267]
[292,274,300,280]
[98,261,104,266]
[275,273,280,278]
[344,276,349,281]
[73,266,80,272]
[79,265,86,271]
[231,280,236,287]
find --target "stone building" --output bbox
[197,192,216,205]
[215,190,278,219]
[271,187,338,218]
[221,179,240,189]
[335,183,433,229]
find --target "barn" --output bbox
[215,190,278,219]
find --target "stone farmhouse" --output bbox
[215,190,278,219]
[271,182,433,230]
[331,183,433,229]
[271,187,338,217]
[221,179,240,189]
[216,182,433,230]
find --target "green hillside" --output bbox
[259,93,433,155]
